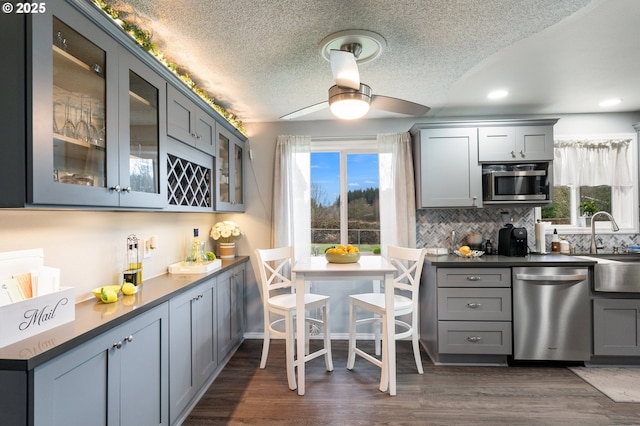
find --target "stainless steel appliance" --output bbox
[482,163,550,203]
[513,266,590,361]
[498,224,528,256]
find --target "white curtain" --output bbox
[554,138,632,187]
[273,135,311,261]
[378,132,416,256]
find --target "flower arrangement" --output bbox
[210,221,242,243]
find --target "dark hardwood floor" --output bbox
[184,339,640,425]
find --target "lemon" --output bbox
[122,282,136,295]
[100,287,118,303]
[459,245,471,255]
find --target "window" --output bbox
[540,135,638,232]
[310,141,380,253]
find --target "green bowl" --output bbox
[325,252,360,264]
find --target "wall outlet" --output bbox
[143,239,152,259]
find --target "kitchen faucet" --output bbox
[590,211,620,254]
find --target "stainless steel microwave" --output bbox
[482,163,550,203]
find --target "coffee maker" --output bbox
[498,224,528,256]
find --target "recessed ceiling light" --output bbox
[599,98,622,107]
[488,90,508,100]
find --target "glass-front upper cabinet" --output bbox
[52,17,106,190]
[117,53,166,208]
[216,124,245,211]
[29,2,165,207]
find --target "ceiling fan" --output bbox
[280,31,431,120]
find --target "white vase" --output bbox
[218,242,236,259]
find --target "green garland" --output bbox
[92,0,246,135]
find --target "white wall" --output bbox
[0,209,222,301]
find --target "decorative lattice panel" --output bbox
[167,154,211,207]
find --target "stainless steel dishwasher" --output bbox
[512,266,590,361]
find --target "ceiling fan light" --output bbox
[330,99,370,119]
[328,84,372,120]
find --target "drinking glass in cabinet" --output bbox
[52,17,106,187]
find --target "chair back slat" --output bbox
[387,246,427,297]
[255,247,295,301]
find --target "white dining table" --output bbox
[292,255,397,396]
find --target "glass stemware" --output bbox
[61,97,76,138]
[88,100,100,146]
[75,95,90,143]
[53,101,62,134]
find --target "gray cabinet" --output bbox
[169,278,216,424]
[34,303,169,426]
[421,266,512,363]
[216,125,246,211]
[593,298,640,356]
[166,138,214,211]
[411,126,482,208]
[216,264,246,360]
[478,123,555,162]
[167,84,216,156]
[3,0,167,208]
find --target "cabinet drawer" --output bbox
[438,288,511,321]
[438,321,512,355]
[437,268,511,287]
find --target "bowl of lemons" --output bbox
[454,245,484,258]
[325,245,360,263]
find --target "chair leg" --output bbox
[379,312,389,392]
[412,311,424,374]
[346,300,357,370]
[260,313,271,369]
[285,312,297,390]
[323,302,333,371]
[374,314,381,356]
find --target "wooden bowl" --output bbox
[325,252,360,264]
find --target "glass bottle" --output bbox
[188,228,206,264]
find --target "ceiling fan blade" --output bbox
[330,49,360,90]
[371,95,431,116]
[280,101,329,120]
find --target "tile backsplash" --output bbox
[416,208,638,254]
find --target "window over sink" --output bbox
[539,134,638,233]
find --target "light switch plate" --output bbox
[143,239,152,258]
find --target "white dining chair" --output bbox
[254,247,333,390]
[346,245,427,390]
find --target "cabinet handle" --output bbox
[195,134,202,140]
[466,276,481,281]
[466,303,482,309]
[510,150,516,157]
[124,335,133,343]
[466,336,482,343]
[109,185,121,193]
[191,132,197,138]
[122,186,131,193]
[113,341,122,349]
[520,150,525,156]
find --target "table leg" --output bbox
[295,274,306,396]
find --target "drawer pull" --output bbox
[466,276,481,281]
[466,336,482,343]
[113,341,122,349]
[466,303,482,309]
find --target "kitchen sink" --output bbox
[574,253,640,292]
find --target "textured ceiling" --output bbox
[108,0,640,123]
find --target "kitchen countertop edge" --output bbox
[425,253,597,267]
[0,256,249,371]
